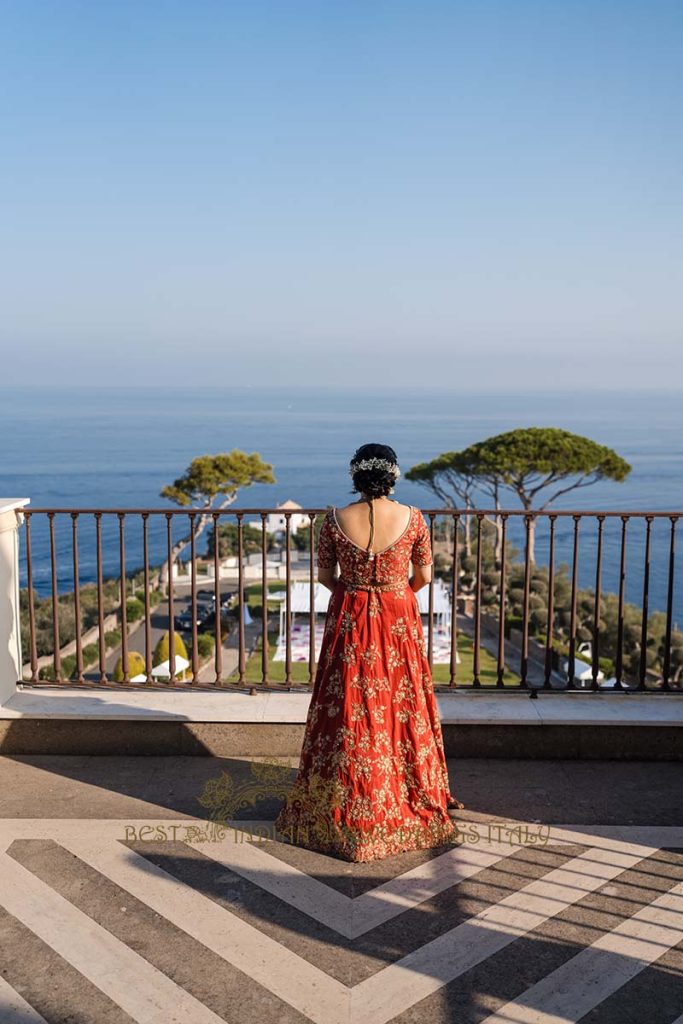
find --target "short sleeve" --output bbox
[317,510,338,569]
[411,510,432,567]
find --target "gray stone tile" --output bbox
[577,935,683,1024]
[2,755,682,825]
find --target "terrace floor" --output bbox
[0,754,682,1024]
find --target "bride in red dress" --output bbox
[275,443,463,863]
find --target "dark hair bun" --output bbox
[349,443,399,499]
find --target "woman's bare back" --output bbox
[333,499,412,555]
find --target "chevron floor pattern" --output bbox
[0,818,682,1024]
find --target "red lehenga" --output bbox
[274,503,458,863]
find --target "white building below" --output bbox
[249,499,310,536]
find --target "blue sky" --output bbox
[1,0,681,388]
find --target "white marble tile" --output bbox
[0,498,30,515]
[435,694,544,724]
[531,692,683,726]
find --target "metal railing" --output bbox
[17,507,683,695]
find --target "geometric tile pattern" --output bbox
[0,819,682,1024]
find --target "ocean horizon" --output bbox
[3,384,683,625]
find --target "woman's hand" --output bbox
[318,567,339,592]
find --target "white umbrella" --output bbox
[562,656,604,683]
[150,656,190,680]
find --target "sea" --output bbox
[3,385,683,627]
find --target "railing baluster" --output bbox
[308,513,315,685]
[473,513,483,687]
[519,513,532,690]
[285,512,292,688]
[95,513,106,683]
[638,516,653,692]
[190,512,199,685]
[449,512,459,687]
[662,516,677,692]
[166,513,176,686]
[48,512,61,682]
[615,516,628,691]
[567,515,581,690]
[118,513,129,684]
[24,512,38,683]
[261,511,269,686]
[213,512,222,686]
[496,514,507,688]
[591,516,604,692]
[142,514,152,685]
[237,513,246,686]
[71,512,84,684]
[427,513,435,672]
[543,515,556,690]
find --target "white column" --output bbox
[0,499,30,705]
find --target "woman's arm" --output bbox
[410,511,434,592]
[317,511,339,592]
[409,563,432,593]
[318,565,339,592]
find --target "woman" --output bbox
[274,443,464,863]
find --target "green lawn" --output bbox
[430,631,519,686]
[241,580,301,612]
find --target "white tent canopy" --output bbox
[273,578,453,638]
[272,582,333,637]
[271,582,332,613]
[415,580,451,619]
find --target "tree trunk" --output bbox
[463,511,472,559]
[494,518,503,567]
[492,487,503,567]
[158,512,212,591]
[527,514,536,566]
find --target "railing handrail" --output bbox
[21,507,683,518]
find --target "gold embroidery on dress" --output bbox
[340,610,356,633]
[360,640,382,666]
[350,701,367,722]
[340,640,358,665]
[387,647,404,670]
[390,617,409,640]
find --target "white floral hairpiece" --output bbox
[349,457,401,478]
